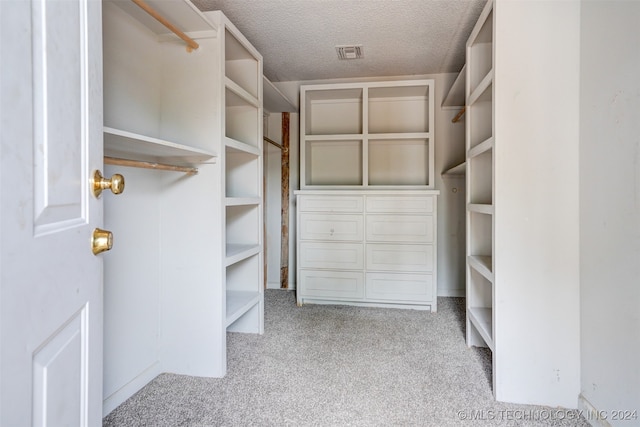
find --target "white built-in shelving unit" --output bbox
[297,80,439,311]
[102,0,262,415]
[203,10,264,334]
[300,80,435,189]
[462,0,582,406]
[465,0,495,387]
[441,65,466,177]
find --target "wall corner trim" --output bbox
[577,394,613,427]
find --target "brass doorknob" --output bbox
[92,170,125,198]
[92,228,113,255]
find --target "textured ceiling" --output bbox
[193,0,487,82]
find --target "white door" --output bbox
[1,0,105,425]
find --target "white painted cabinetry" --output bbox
[102,1,262,415]
[297,192,439,311]
[465,0,495,389]
[297,80,439,311]
[300,80,435,189]
[204,10,264,335]
[464,0,582,407]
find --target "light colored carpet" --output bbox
[103,290,588,426]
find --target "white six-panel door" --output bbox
[0,0,104,425]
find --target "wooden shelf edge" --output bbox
[468,307,494,351]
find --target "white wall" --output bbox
[579,2,640,423]
[493,0,581,407]
[274,73,467,296]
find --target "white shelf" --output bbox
[226,290,260,327]
[468,255,493,281]
[468,204,494,215]
[367,132,431,140]
[226,243,260,267]
[305,134,364,141]
[468,307,494,351]
[468,69,494,106]
[468,137,494,159]
[442,64,466,109]
[226,77,259,108]
[263,76,296,113]
[442,161,466,176]
[106,0,216,39]
[225,197,260,206]
[103,127,216,163]
[225,137,261,156]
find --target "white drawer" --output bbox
[366,214,433,243]
[299,270,364,300]
[366,244,433,272]
[300,213,363,241]
[366,196,434,213]
[298,195,364,213]
[299,242,364,270]
[366,272,433,302]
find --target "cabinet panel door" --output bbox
[366,273,433,302]
[299,242,364,269]
[366,214,433,243]
[366,196,434,213]
[300,213,363,241]
[366,244,433,272]
[299,270,364,300]
[298,195,363,212]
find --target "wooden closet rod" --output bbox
[131,0,199,52]
[105,156,198,175]
[264,136,283,149]
[452,106,466,123]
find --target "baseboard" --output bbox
[578,394,612,427]
[103,361,162,417]
[437,288,465,297]
[266,281,296,290]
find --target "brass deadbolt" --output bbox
[92,228,113,255]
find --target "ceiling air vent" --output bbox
[336,45,363,60]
